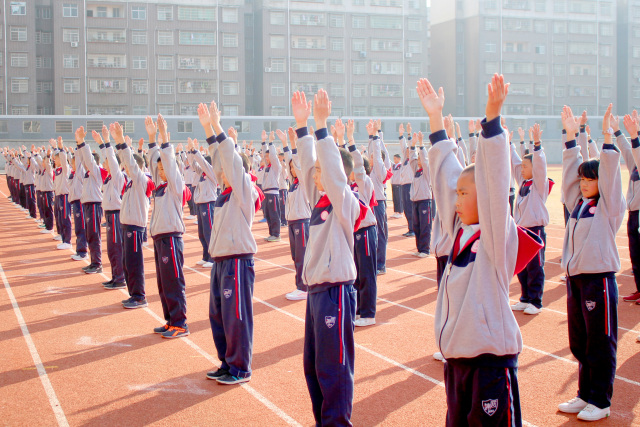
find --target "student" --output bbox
[197,101,263,385]
[148,115,190,338]
[14,146,37,220]
[399,124,415,238]
[261,130,282,242]
[558,105,625,421]
[111,123,154,309]
[75,127,107,274]
[368,120,391,275]
[66,145,88,261]
[278,150,289,227]
[390,152,403,219]
[617,112,640,304]
[51,138,72,250]
[346,119,378,327]
[34,148,56,238]
[293,89,368,426]
[92,127,126,288]
[183,148,198,221]
[409,131,434,258]
[187,137,219,269]
[278,128,311,301]
[420,74,543,427]
[510,123,550,315]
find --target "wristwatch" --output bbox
[603,127,614,135]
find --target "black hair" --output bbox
[92,152,100,164]
[578,159,600,180]
[523,153,533,162]
[339,147,354,178]
[239,152,250,173]
[393,154,401,159]
[363,156,372,175]
[204,155,212,164]
[132,153,144,169]
[460,164,475,182]
[381,150,386,161]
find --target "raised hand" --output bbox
[529,127,533,141]
[138,138,144,151]
[518,127,525,141]
[187,137,194,151]
[313,89,331,130]
[407,122,412,135]
[228,126,238,142]
[291,91,312,129]
[579,110,588,126]
[455,122,462,139]
[532,124,542,144]
[57,137,64,150]
[561,105,579,136]
[418,131,424,146]
[111,122,125,144]
[602,103,613,135]
[334,118,345,141]
[102,124,110,143]
[91,130,104,145]
[374,119,381,134]
[75,126,87,145]
[144,116,157,138]
[486,74,509,122]
[208,101,222,135]
[475,119,482,133]
[261,129,267,142]
[346,119,355,143]
[416,78,444,117]
[177,143,183,152]
[268,130,275,143]
[468,120,475,134]
[124,135,132,147]
[366,120,374,136]
[610,113,620,133]
[276,129,287,145]
[623,114,639,139]
[157,114,168,143]
[287,127,298,149]
[399,123,405,136]
[197,103,213,136]
[49,138,56,148]
[586,125,591,136]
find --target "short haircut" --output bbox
[204,155,212,164]
[339,147,354,178]
[132,153,144,169]
[460,164,475,182]
[363,156,372,175]
[239,152,250,173]
[523,153,533,162]
[92,152,100,164]
[394,154,401,158]
[53,152,60,158]
[578,159,600,180]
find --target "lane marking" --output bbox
[0,261,70,427]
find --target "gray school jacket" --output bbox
[149,143,186,237]
[117,144,151,228]
[512,145,550,228]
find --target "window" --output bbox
[408,63,420,75]
[371,61,402,75]
[12,106,29,115]
[484,18,498,31]
[270,35,285,49]
[37,6,52,19]
[23,121,41,133]
[223,105,238,116]
[56,121,73,133]
[158,6,173,21]
[132,30,147,45]
[271,83,285,97]
[553,43,565,56]
[64,79,80,93]
[329,14,344,27]
[158,56,173,70]
[353,84,366,97]
[158,81,174,95]
[158,31,174,45]
[132,56,147,69]
[36,81,53,93]
[330,38,344,51]
[179,31,215,45]
[271,106,286,116]
[63,54,79,68]
[600,23,614,37]
[89,78,126,94]
[535,45,546,54]
[485,61,499,75]
[132,79,148,95]
[371,84,401,97]
[370,16,401,29]
[133,106,148,115]
[35,57,52,68]
[291,12,325,26]
[63,28,79,43]
[353,38,366,51]
[131,79,149,95]
[329,60,344,73]
[553,64,565,76]
[223,82,239,96]
[178,80,214,93]
[178,122,193,133]
[10,27,27,42]
[271,58,285,72]
[485,43,496,53]
[534,21,548,33]
[330,84,344,97]
[178,55,216,71]
[408,18,421,31]
[352,16,366,29]
[292,59,325,73]
[63,4,78,17]
[222,8,238,23]
[223,57,238,72]
[178,7,216,21]
[270,11,285,25]
[36,31,52,44]
[352,61,366,75]
[11,53,27,68]
[131,6,146,20]
[223,33,238,48]
[87,54,125,68]
[292,35,326,49]
[10,2,26,15]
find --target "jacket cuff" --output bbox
[348,145,357,152]
[562,129,567,135]
[429,129,448,145]
[565,140,577,149]
[534,145,542,151]
[315,127,329,141]
[614,130,623,137]
[602,143,619,152]
[632,138,640,148]
[283,146,290,152]
[77,142,86,149]
[296,127,308,138]
[105,143,111,148]
[468,133,475,138]
[148,142,157,149]
[205,135,217,145]
[291,148,298,154]
[481,116,503,139]
[160,143,170,149]
[216,133,227,143]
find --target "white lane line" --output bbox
[0,261,70,427]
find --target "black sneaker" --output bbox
[404,232,415,237]
[161,325,190,339]
[153,324,169,334]
[216,373,250,385]
[102,279,115,286]
[206,368,229,380]
[121,297,133,304]
[123,299,148,309]
[104,281,126,290]
[376,269,387,276]
[84,265,103,274]
[82,264,94,271]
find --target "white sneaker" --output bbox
[558,396,588,414]
[25,214,32,219]
[285,289,308,301]
[56,243,72,250]
[355,314,361,320]
[433,352,445,362]
[186,215,196,220]
[193,220,198,225]
[71,254,86,261]
[196,259,207,266]
[354,317,376,327]
[414,252,429,258]
[40,229,51,234]
[560,275,567,282]
[53,235,62,241]
[524,304,542,315]
[202,262,213,268]
[577,404,610,421]
[637,334,640,343]
[510,302,529,311]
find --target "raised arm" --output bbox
[561,106,584,213]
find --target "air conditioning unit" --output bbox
[264,67,272,72]
[70,41,78,47]
[405,53,412,58]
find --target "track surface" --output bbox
[1,166,639,426]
